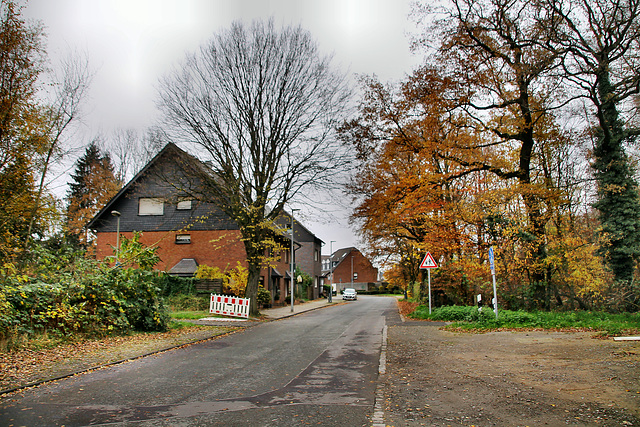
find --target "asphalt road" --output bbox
[1,295,400,426]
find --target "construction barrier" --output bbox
[210,294,250,318]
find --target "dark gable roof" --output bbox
[328,247,357,270]
[87,143,323,244]
[87,143,204,229]
[277,210,324,245]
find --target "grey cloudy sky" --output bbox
[23,0,423,255]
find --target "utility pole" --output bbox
[290,208,300,312]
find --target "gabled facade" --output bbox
[88,143,322,303]
[275,212,324,300]
[321,247,379,293]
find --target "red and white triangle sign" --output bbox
[419,252,438,269]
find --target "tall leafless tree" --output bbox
[157,20,351,315]
[24,51,93,251]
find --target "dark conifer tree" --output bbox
[65,141,120,246]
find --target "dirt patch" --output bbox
[382,323,640,426]
[0,325,237,393]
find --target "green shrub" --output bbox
[0,241,171,347]
[257,286,271,305]
[410,304,640,335]
[166,293,210,311]
[156,275,197,296]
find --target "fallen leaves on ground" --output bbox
[0,325,233,392]
[396,299,419,318]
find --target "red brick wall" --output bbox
[330,249,378,287]
[95,230,246,272]
[96,231,298,303]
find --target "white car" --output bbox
[342,288,357,301]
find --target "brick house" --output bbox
[275,213,323,300]
[321,247,380,293]
[87,143,322,303]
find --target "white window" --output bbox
[177,200,192,210]
[175,234,191,244]
[139,198,164,215]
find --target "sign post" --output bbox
[419,252,439,314]
[489,247,498,319]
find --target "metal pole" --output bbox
[351,255,354,287]
[290,209,299,312]
[428,268,432,314]
[489,247,498,319]
[111,210,121,264]
[492,272,498,319]
[328,241,335,301]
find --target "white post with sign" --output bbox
[419,252,439,314]
[489,247,498,319]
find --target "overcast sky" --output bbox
[23,0,423,257]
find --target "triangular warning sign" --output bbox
[419,252,438,269]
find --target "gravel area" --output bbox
[381,322,640,426]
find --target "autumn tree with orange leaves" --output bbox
[342,0,618,310]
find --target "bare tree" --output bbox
[157,20,351,315]
[108,126,166,183]
[24,51,92,250]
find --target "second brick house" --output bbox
[322,247,380,293]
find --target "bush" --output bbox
[409,304,640,335]
[166,293,210,311]
[0,241,171,348]
[157,275,197,296]
[257,286,271,305]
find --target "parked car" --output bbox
[342,288,357,301]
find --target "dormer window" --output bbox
[175,234,191,244]
[139,198,164,216]
[177,200,192,210]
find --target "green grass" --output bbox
[411,305,640,336]
[170,310,216,320]
[168,320,208,330]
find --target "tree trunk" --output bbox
[245,261,261,317]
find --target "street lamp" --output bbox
[290,208,300,312]
[328,240,336,300]
[111,210,121,264]
[351,255,354,287]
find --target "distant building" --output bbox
[321,247,379,293]
[88,143,323,303]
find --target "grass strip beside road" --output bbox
[409,304,640,336]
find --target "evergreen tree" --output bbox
[65,141,120,245]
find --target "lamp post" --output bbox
[290,208,300,312]
[351,255,354,287]
[111,210,121,264]
[328,240,335,301]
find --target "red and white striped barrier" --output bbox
[210,294,250,319]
